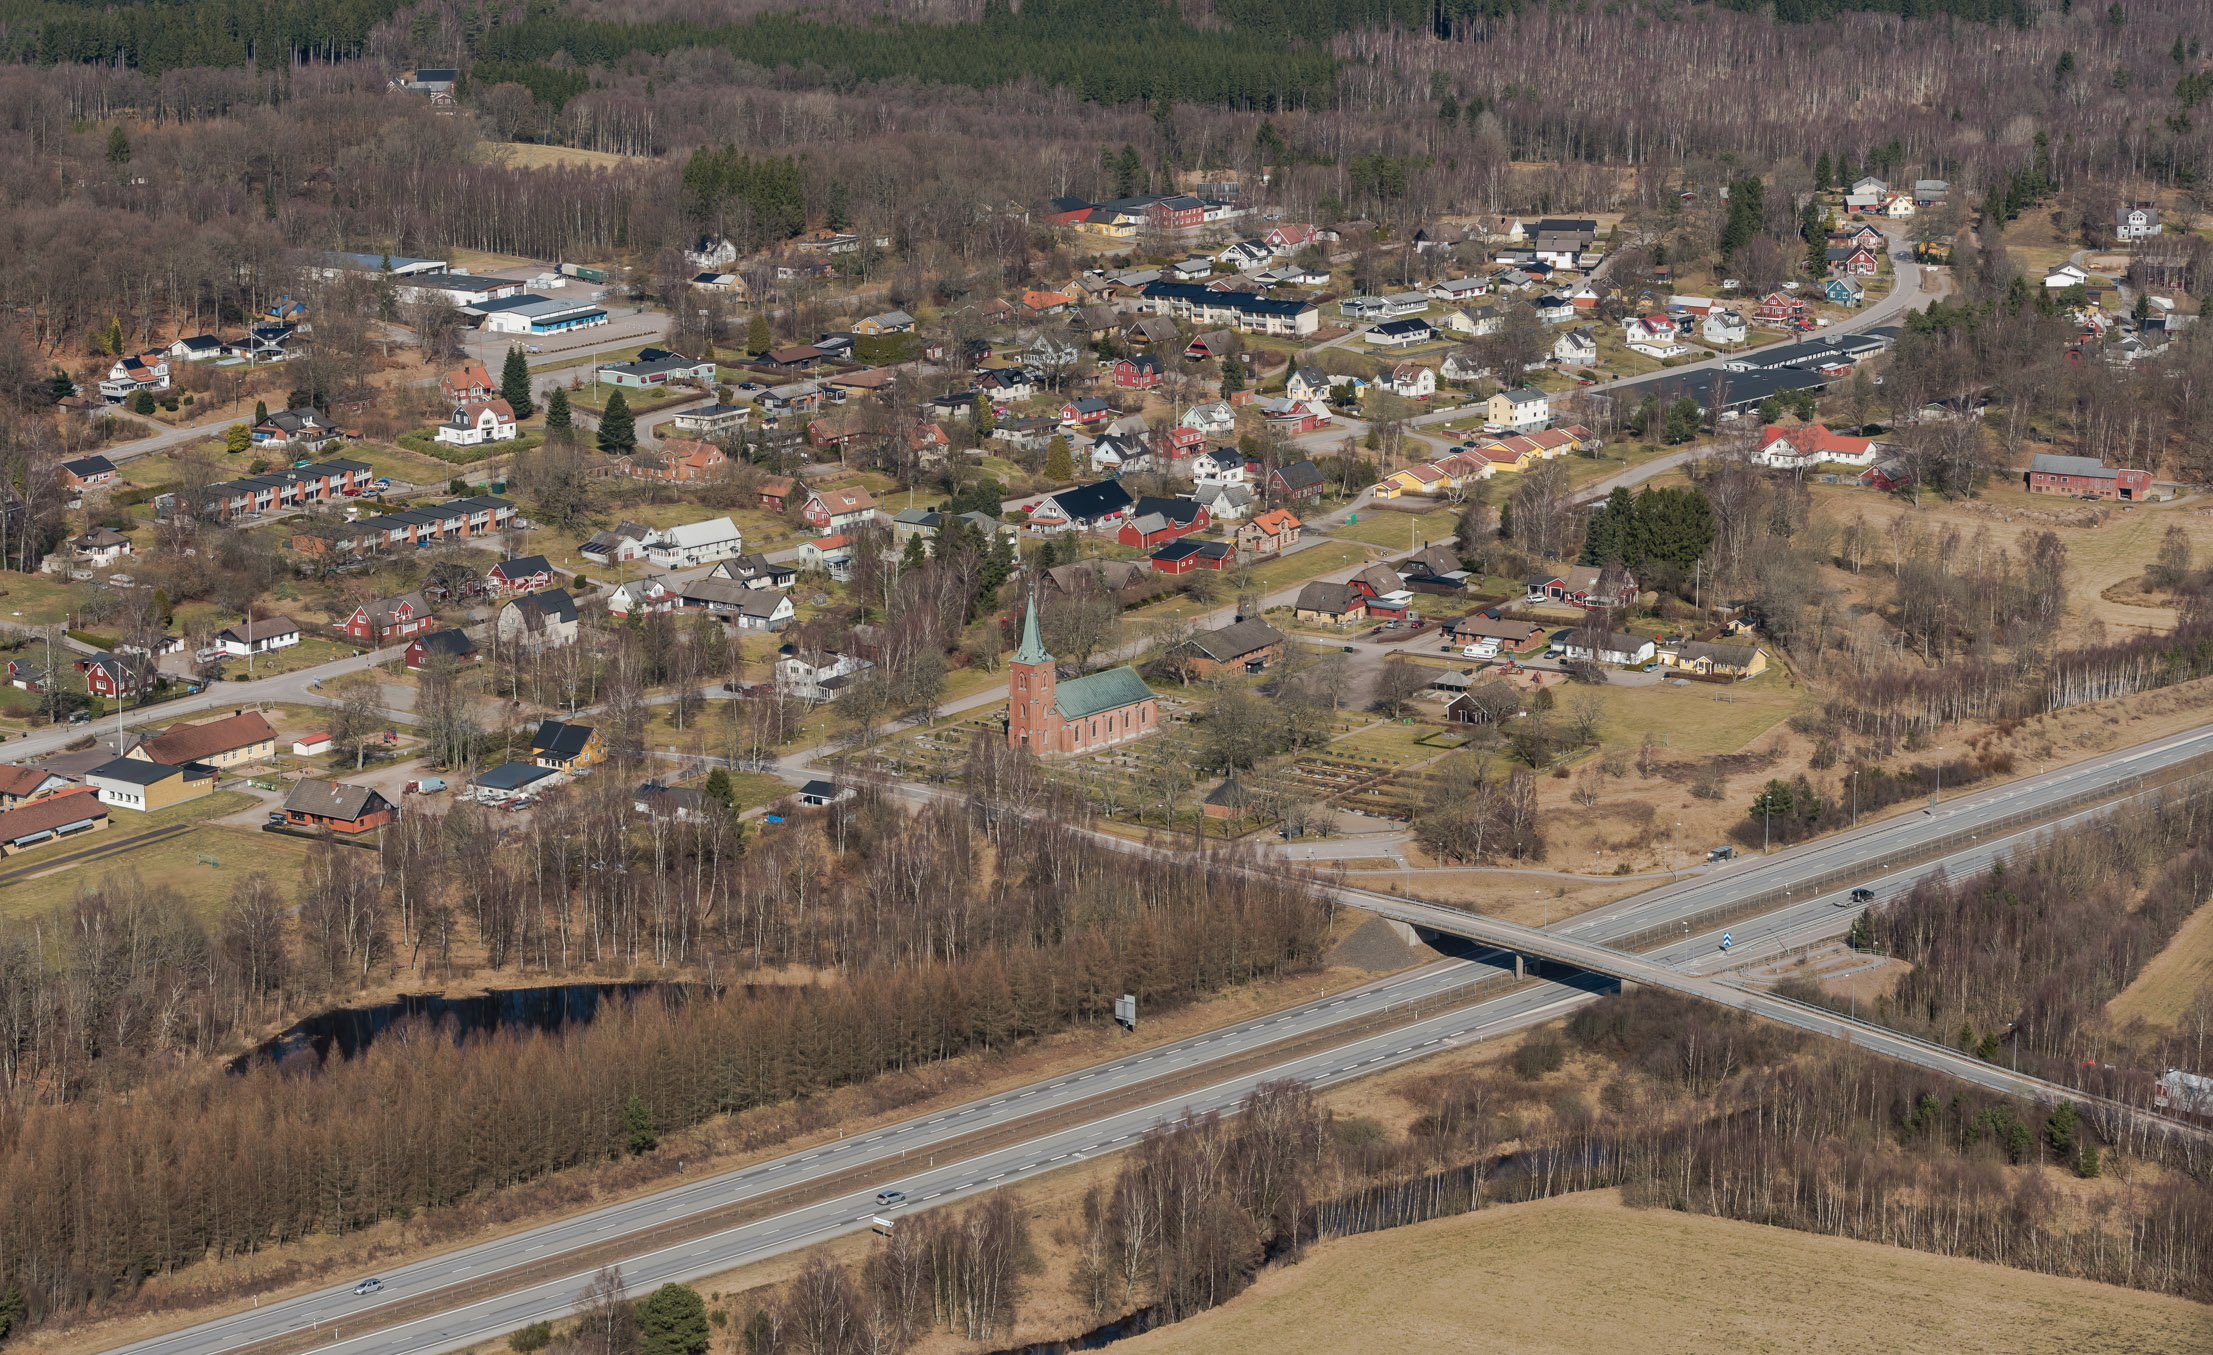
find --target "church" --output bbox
[1007,593,1159,756]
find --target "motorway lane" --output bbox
[1548,718,2213,950]
[107,957,1509,1355]
[111,717,2213,1355]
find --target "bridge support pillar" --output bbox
[1514,953,1524,979]
[1383,919,1419,947]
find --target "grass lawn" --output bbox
[0,574,90,625]
[2,818,313,921]
[343,442,462,487]
[1563,441,1687,493]
[1579,669,1799,755]
[208,634,357,678]
[1327,722,1441,767]
[1329,507,1460,550]
[1119,1190,2213,1355]
[2105,898,2213,1029]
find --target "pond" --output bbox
[232,982,687,1073]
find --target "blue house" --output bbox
[1824,277,1865,307]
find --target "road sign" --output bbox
[1112,994,1137,1031]
[1720,932,1733,950]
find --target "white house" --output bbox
[1089,432,1152,474]
[1445,306,1503,337]
[580,522,653,565]
[1180,401,1236,437]
[644,517,744,569]
[731,592,797,631]
[435,399,518,446]
[166,335,225,362]
[217,615,302,656]
[687,235,740,269]
[1191,447,1247,486]
[1441,349,1492,384]
[1386,362,1436,399]
[2044,264,2089,290]
[1551,329,1598,366]
[775,650,873,703]
[1701,310,1749,345]
[1562,630,1656,666]
[1428,278,1488,302]
[1366,318,1435,349]
[605,575,679,617]
[99,353,170,401]
[1621,315,1688,358]
[1188,481,1254,522]
[2115,205,2161,241]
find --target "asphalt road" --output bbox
[107,712,2213,1355]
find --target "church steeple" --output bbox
[1013,588,1053,667]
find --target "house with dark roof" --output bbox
[1179,618,1286,678]
[1294,581,1367,626]
[1150,539,1233,574]
[1660,640,1769,680]
[0,764,74,809]
[86,757,216,812]
[281,779,397,834]
[216,615,303,657]
[1447,681,1526,725]
[1028,480,1135,534]
[335,591,434,644]
[531,719,606,771]
[60,455,117,489]
[2025,453,2152,501]
[1202,774,1257,820]
[1268,459,1326,504]
[404,629,479,670]
[487,555,556,595]
[496,590,579,649]
[1116,496,1208,549]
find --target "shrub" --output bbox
[507,1322,553,1353]
[1510,1030,1565,1080]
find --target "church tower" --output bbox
[1007,591,1059,751]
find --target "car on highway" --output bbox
[1848,887,1877,904]
[352,1278,383,1296]
[874,1188,907,1207]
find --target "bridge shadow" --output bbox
[1415,928,1624,997]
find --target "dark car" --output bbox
[1849,886,1877,904]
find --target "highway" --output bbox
[105,713,2213,1355]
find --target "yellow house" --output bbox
[87,757,217,812]
[531,719,606,771]
[128,710,277,770]
[1383,466,1446,496]
[1664,641,1769,679]
[1474,440,1535,473]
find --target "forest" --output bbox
[0,764,1327,1326]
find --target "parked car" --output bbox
[1707,846,1735,862]
[267,811,285,824]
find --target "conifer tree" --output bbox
[598,389,636,455]
[501,345,535,420]
[545,385,572,432]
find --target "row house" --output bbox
[355,495,517,549]
[1138,283,1320,338]
[202,459,375,520]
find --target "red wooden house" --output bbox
[1755,291,1809,324]
[1116,496,1209,550]
[1113,355,1164,390]
[1150,539,1232,574]
[334,591,434,644]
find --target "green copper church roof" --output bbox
[1053,665,1153,721]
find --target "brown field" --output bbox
[2107,898,2213,1029]
[486,143,646,172]
[1117,1190,2213,1355]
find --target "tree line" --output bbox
[0,784,1328,1327]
